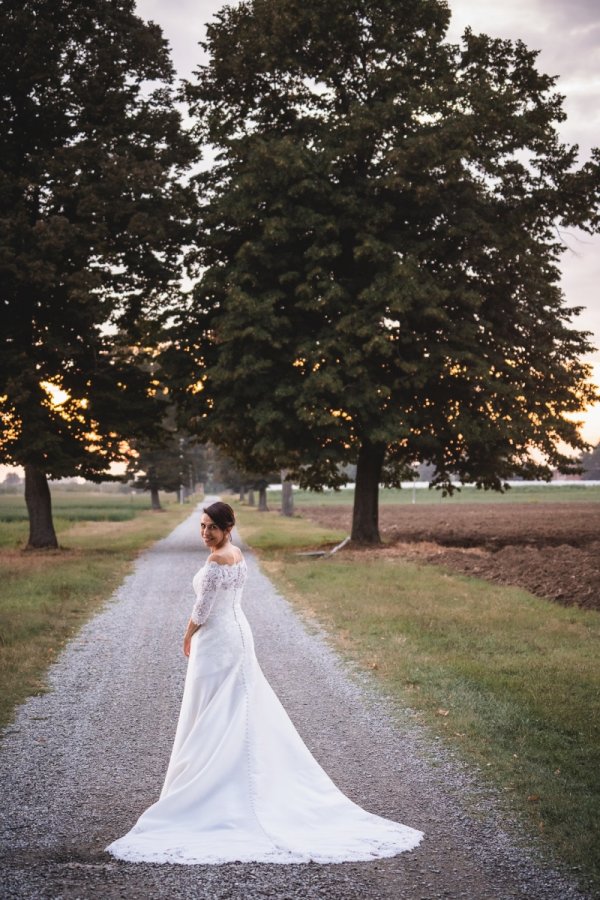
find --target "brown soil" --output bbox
[301,503,600,611]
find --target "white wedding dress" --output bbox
[106,558,423,864]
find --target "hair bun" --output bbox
[203,501,235,532]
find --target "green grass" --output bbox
[233,502,600,893]
[0,491,195,729]
[233,503,347,551]
[0,491,151,522]
[264,483,600,507]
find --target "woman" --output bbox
[106,501,423,864]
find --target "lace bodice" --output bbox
[190,559,247,625]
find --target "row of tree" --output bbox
[127,438,284,512]
[1,0,599,548]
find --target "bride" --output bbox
[106,501,423,864]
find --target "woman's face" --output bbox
[200,513,228,549]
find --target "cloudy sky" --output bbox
[448,0,600,440]
[137,0,600,443]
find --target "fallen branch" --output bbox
[295,536,351,559]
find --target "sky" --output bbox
[136,0,600,447]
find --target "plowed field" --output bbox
[301,502,600,610]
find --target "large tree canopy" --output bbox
[0,0,196,547]
[175,0,599,542]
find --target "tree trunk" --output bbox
[247,489,255,506]
[351,440,386,544]
[150,485,162,510]
[281,470,294,517]
[24,464,59,549]
[239,485,246,502]
[258,485,269,512]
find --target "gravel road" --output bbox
[0,504,589,899]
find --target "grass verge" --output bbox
[0,494,195,729]
[234,501,600,893]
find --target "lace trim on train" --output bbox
[108,826,423,865]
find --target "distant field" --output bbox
[0,491,174,548]
[267,484,600,507]
[0,491,152,522]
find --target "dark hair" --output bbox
[203,501,235,532]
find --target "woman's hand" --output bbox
[183,620,199,657]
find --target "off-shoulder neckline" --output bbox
[204,558,245,569]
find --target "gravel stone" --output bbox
[0,504,591,899]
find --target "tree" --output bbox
[127,435,179,511]
[127,432,207,509]
[207,446,246,493]
[177,0,599,543]
[280,470,294,517]
[209,451,277,512]
[0,0,196,547]
[0,471,23,493]
[580,442,600,480]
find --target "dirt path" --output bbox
[0,505,587,899]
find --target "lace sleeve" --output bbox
[190,563,222,625]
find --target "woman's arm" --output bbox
[185,561,227,656]
[183,618,200,657]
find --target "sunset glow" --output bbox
[581,362,600,445]
[40,381,70,407]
